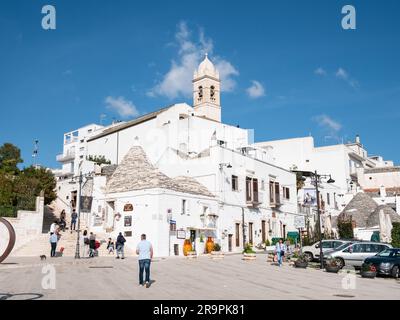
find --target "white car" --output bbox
[302,240,350,262]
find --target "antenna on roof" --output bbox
[32,140,39,168]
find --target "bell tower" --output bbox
[193,54,221,122]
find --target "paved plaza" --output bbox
[0,254,399,300]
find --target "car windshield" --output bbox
[376,249,399,257]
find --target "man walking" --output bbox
[116,233,126,259]
[136,234,153,288]
[70,209,78,233]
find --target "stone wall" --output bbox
[0,197,44,255]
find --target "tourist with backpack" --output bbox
[116,232,126,259]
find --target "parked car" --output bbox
[363,248,400,278]
[324,241,392,269]
[302,240,351,262]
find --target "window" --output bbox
[274,182,280,204]
[283,187,290,200]
[198,86,203,101]
[327,193,330,206]
[322,242,332,249]
[269,181,275,203]
[182,199,186,215]
[170,222,176,232]
[246,177,252,202]
[235,223,240,247]
[232,175,238,191]
[210,85,215,101]
[246,177,259,203]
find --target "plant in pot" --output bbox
[361,263,377,278]
[242,243,256,261]
[325,258,341,273]
[294,253,308,268]
[211,243,224,259]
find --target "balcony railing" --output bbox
[56,150,75,163]
[246,192,263,207]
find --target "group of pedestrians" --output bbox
[48,210,154,288]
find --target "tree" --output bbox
[14,166,57,208]
[87,155,111,165]
[338,219,354,239]
[0,143,23,173]
[391,223,400,248]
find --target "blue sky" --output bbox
[0,0,399,169]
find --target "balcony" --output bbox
[56,150,75,163]
[246,192,263,207]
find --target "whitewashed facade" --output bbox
[55,56,300,256]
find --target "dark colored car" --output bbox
[363,248,400,278]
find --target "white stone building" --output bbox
[55,55,300,257]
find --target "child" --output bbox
[107,238,115,254]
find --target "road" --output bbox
[0,254,399,300]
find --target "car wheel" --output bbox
[336,258,345,269]
[304,252,313,262]
[391,265,399,279]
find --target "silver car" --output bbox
[324,241,392,268]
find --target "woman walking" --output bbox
[50,232,58,257]
[80,230,89,258]
[275,239,286,267]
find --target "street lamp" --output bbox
[292,170,335,269]
[69,171,93,259]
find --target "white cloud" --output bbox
[314,67,327,76]
[148,21,239,99]
[314,114,342,133]
[246,80,265,99]
[335,67,359,88]
[104,96,140,118]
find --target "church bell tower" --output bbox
[193,54,221,122]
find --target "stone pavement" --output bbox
[0,254,399,300]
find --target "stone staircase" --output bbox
[11,200,135,257]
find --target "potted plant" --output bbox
[294,253,308,268]
[211,243,224,259]
[361,263,377,278]
[325,258,341,273]
[242,243,256,261]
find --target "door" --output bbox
[261,220,266,243]
[235,223,240,247]
[344,243,364,266]
[228,234,233,252]
[249,222,253,245]
[190,230,196,251]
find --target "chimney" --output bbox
[355,134,360,144]
[379,185,387,198]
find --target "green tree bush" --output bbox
[391,223,400,248]
[338,219,354,239]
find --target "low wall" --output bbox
[0,197,44,255]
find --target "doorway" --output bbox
[228,234,233,252]
[261,220,266,243]
[249,222,253,245]
[190,230,196,251]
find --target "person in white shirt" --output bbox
[275,239,286,267]
[136,234,153,288]
[50,220,58,235]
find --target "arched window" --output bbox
[198,86,203,102]
[210,85,215,101]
